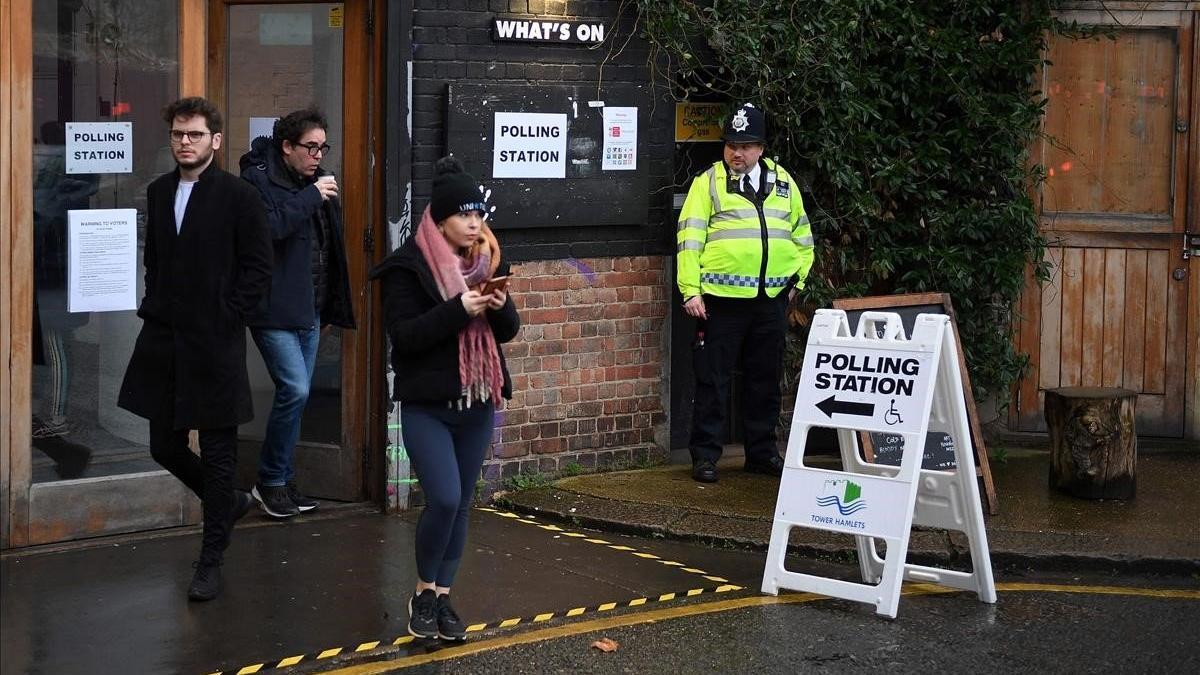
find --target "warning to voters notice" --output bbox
[793,344,934,434]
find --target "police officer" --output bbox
[677,103,815,483]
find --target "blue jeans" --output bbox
[250,324,319,487]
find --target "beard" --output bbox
[174,146,213,171]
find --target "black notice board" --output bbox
[445,83,652,229]
[832,293,999,514]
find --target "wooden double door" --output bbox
[1014,8,1198,438]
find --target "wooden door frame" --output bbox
[1,0,215,549]
[207,0,385,500]
[1,0,385,548]
[1013,6,1199,440]
[2,0,35,548]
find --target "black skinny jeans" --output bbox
[149,417,238,566]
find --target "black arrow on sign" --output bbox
[815,395,875,418]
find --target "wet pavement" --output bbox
[328,571,1200,674]
[3,445,1198,674]
[1,506,770,675]
[500,447,1200,573]
[2,497,1198,675]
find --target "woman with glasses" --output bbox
[238,108,356,519]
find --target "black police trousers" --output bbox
[689,293,787,465]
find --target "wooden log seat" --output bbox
[1044,387,1137,499]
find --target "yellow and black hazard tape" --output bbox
[476,507,734,586]
[206,584,745,674]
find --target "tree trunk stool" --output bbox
[1044,387,1137,499]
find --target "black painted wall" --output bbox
[410,0,674,261]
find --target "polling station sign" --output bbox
[492,112,567,178]
[793,344,934,434]
[65,122,132,174]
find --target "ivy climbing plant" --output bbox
[635,0,1075,406]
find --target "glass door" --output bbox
[20,0,205,545]
[209,0,374,501]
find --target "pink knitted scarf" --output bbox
[414,206,504,405]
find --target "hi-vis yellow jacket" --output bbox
[676,158,814,300]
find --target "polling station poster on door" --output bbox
[67,208,138,313]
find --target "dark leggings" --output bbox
[401,400,495,587]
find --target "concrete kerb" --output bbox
[494,486,1200,577]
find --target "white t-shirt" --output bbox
[174,180,197,233]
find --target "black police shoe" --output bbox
[692,460,718,483]
[744,454,785,477]
[187,560,222,601]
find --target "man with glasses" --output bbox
[118,97,272,600]
[238,108,355,519]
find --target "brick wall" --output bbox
[397,1,678,496]
[479,255,671,491]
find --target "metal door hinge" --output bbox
[366,8,374,35]
[364,224,375,253]
[1184,232,1200,260]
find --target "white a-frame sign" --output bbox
[761,309,996,618]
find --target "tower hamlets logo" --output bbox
[731,109,750,132]
[816,479,866,516]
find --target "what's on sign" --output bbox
[794,345,933,434]
[492,17,607,44]
[65,122,132,174]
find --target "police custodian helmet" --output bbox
[722,103,766,143]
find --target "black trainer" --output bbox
[436,594,467,641]
[187,560,222,601]
[408,589,439,639]
[252,483,299,518]
[286,482,319,512]
[220,490,255,550]
[744,454,785,477]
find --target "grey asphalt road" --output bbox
[3,507,1196,675]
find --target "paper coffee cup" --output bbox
[317,174,335,183]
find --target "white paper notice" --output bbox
[492,112,567,178]
[602,107,637,171]
[249,117,278,148]
[65,122,133,174]
[67,209,138,313]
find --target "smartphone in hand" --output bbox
[479,275,510,295]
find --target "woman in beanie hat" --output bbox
[369,156,520,641]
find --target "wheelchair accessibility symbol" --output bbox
[884,399,903,426]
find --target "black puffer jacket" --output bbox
[239,136,355,330]
[369,235,519,403]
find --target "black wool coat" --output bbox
[118,162,272,429]
[369,237,520,404]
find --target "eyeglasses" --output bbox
[169,130,210,144]
[293,141,331,158]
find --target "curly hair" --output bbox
[272,107,328,150]
[162,97,222,134]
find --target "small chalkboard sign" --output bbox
[832,293,998,514]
